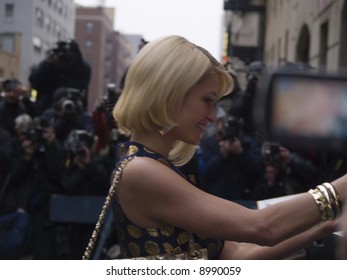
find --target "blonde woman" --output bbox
[111,35,346,259]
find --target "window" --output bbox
[5,3,14,18]
[86,22,94,33]
[85,40,93,49]
[45,16,51,32]
[57,1,63,15]
[35,7,44,28]
[0,34,15,53]
[33,36,43,53]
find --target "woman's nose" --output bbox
[206,104,217,123]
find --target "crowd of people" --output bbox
[0,40,121,260]
[1,36,347,260]
[182,59,344,205]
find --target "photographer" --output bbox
[6,116,65,259]
[239,61,266,137]
[60,129,110,259]
[0,78,36,136]
[203,115,263,201]
[91,83,125,155]
[253,143,319,200]
[41,87,94,144]
[62,129,109,196]
[29,39,91,114]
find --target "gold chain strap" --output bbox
[82,156,135,260]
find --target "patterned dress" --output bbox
[112,141,224,259]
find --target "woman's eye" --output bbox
[204,97,215,104]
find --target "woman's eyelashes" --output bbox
[203,95,216,104]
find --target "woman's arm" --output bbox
[119,157,347,247]
[219,220,338,259]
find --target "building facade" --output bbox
[263,0,347,72]
[223,0,266,65]
[75,6,133,112]
[0,32,21,78]
[0,0,75,84]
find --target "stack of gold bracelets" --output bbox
[308,182,343,221]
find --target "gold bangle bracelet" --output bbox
[316,185,336,220]
[308,188,328,221]
[322,182,343,216]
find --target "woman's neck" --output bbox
[130,131,175,159]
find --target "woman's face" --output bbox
[172,72,219,145]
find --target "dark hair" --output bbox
[51,39,83,63]
[2,78,21,91]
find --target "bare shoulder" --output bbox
[119,156,193,203]
[122,156,179,186]
[117,156,192,227]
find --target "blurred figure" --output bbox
[5,117,65,259]
[253,143,319,200]
[0,125,12,159]
[62,129,109,196]
[29,39,91,114]
[0,208,32,260]
[60,129,110,259]
[0,142,12,203]
[218,61,244,118]
[0,78,36,136]
[91,83,123,155]
[240,61,266,136]
[203,115,263,201]
[254,164,287,200]
[41,87,94,144]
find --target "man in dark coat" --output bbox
[29,39,91,114]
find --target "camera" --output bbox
[261,142,282,168]
[222,116,244,141]
[54,87,85,115]
[106,83,121,106]
[96,83,121,113]
[65,129,95,158]
[254,70,347,153]
[24,117,51,153]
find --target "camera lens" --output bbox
[62,99,75,113]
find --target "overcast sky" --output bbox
[74,0,225,60]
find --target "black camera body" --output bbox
[106,83,121,106]
[65,130,95,158]
[25,117,51,152]
[261,142,282,168]
[222,116,244,141]
[96,83,121,113]
[54,88,85,115]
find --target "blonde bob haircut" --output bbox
[113,35,234,166]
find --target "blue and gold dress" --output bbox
[112,141,224,259]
